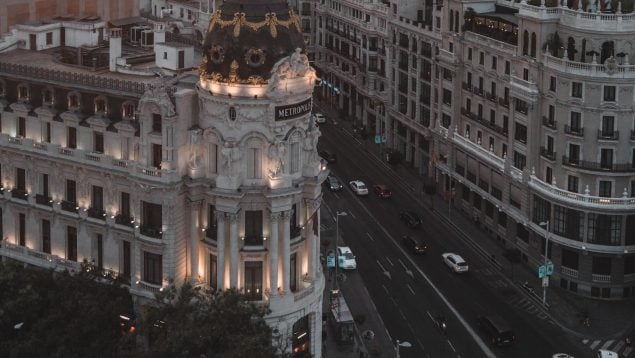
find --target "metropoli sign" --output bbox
[275,98,312,121]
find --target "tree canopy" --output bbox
[0,260,135,358]
[142,284,278,358]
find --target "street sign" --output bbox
[381,135,387,143]
[542,276,549,288]
[327,256,336,268]
[374,135,381,144]
[538,265,546,278]
[546,263,554,275]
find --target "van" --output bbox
[477,315,515,346]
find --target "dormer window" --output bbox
[42,88,54,106]
[17,85,29,102]
[68,93,80,110]
[94,97,107,114]
[122,102,135,119]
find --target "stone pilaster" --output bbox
[229,213,238,289]
[189,200,202,281]
[216,211,226,289]
[269,212,280,294]
[282,210,291,294]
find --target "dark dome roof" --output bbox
[200,0,305,84]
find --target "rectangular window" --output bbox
[46,32,53,45]
[16,168,26,190]
[588,214,621,245]
[545,167,552,184]
[570,112,581,131]
[603,86,616,102]
[143,252,163,285]
[513,151,526,170]
[152,114,162,133]
[504,61,510,75]
[514,123,527,143]
[42,219,51,254]
[553,205,583,241]
[66,179,76,203]
[497,211,507,228]
[568,144,580,164]
[141,201,162,235]
[549,76,556,92]
[467,48,472,60]
[479,52,484,65]
[244,261,263,301]
[600,148,613,169]
[123,241,131,278]
[601,116,615,136]
[67,226,77,261]
[516,222,529,243]
[290,252,297,292]
[17,117,26,137]
[592,256,612,275]
[568,175,579,193]
[44,122,51,142]
[18,213,25,246]
[533,195,551,224]
[120,192,131,218]
[571,82,583,98]
[247,148,262,179]
[491,56,497,70]
[67,127,77,149]
[209,255,218,290]
[599,181,612,197]
[97,234,103,269]
[244,210,263,245]
[94,132,104,153]
[92,186,104,212]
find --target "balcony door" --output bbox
[244,261,263,300]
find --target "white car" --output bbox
[313,112,326,124]
[337,246,357,270]
[349,180,369,195]
[552,354,574,358]
[442,253,469,273]
[597,350,618,358]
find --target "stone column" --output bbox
[229,213,239,289]
[190,201,201,281]
[216,212,226,289]
[282,210,291,294]
[269,212,280,294]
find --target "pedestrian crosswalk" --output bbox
[507,295,550,320]
[581,338,633,357]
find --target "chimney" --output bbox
[154,22,166,44]
[109,28,122,72]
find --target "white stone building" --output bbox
[0,0,324,354]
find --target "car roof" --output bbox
[443,253,465,261]
[351,180,364,185]
[338,246,352,253]
[598,350,618,358]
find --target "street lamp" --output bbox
[539,220,550,307]
[334,211,348,293]
[395,339,412,358]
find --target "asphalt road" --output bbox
[317,119,587,358]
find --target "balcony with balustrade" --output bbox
[10,188,28,200]
[35,194,53,206]
[598,129,619,141]
[562,156,635,172]
[87,207,106,220]
[560,266,579,278]
[61,200,79,213]
[564,125,584,137]
[528,174,635,210]
[139,225,163,239]
[115,214,135,228]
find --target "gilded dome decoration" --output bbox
[201,0,305,84]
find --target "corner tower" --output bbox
[190,0,325,354]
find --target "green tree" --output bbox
[0,261,135,358]
[142,284,277,358]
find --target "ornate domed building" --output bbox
[191,0,325,354]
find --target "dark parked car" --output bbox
[325,175,343,191]
[319,150,337,163]
[373,184,392,199]
[477,315,515,346]
[402,235,427,254]
[399,210,422,228]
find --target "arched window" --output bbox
[42,87,54,106]
[580,39,587,62]
[67,92,80,110]
[530,33,537,58]
[522,30,529,56]
[17,84,29,102]
[122,101,135,119]
[288,133,302,174]
[94,96,107,114]
[246,138,263,179]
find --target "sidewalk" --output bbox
[313,97,635,357]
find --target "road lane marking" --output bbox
[365,232,374,241]
[406,284,416,295]
[386,257,394,266]
[376,260,392,280]
[339,180,497,358]
[398,258,414,278]
[612,340,625,352]
[348,210,356,219]
[399,309,407,320]
[447,340,457,352]
[333,192,340,199]
[590,340,601,350]
[416,338,425,352]
[381,284,389,294]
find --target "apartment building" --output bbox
[0,0,324,354]
[307,0,635,300]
